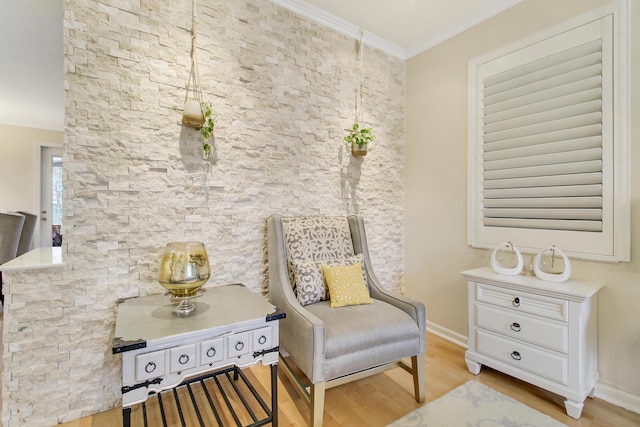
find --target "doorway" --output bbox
[39,145,64,247]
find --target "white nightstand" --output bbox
[462,267,603,419]
[112,284,284,426]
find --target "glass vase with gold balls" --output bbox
[158,241,210,315]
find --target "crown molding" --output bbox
[271,0,523,60]
[405,0,524,58]
[270,0,406,59]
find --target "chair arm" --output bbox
[369,275,426,349]
[267,215,327,383]
[369,280,426,329]
[347,215,426,353]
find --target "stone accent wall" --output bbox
[2,0,405,425]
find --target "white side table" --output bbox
[112,284,285,427]
[462,267,603,419]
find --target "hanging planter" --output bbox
[182,0,216,159]
[345,31,376,157]
[182,99,204,127]
[352,142,368,156]
[344,123,375,157]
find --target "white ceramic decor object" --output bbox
[490,242,523,276]
[534,246,571,282]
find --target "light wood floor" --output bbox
[49,332,640,426]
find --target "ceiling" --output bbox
[0,0,521,132]
[275,0,522,57]
[0,0,64,131]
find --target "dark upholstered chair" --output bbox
[0,212,26,304]
[16,211,37,256]
[0,212,24,264]
[267,215,425,427]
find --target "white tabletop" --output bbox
[461,267,604,300]
[113,284,284,353]
[0,247,64,271]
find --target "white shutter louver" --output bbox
[481,39,603,232]
[467,2,630,262]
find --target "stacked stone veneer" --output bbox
[2,1,405,425]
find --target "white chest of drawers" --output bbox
[112,283,284,426]
[462,267,603,419]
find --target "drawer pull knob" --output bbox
[179,354,189,365]
[512,297,520,307]
[510,322,521,332]
[145,361,156,373]
[235,342,245,351]
[207,347,216,358]
[511,351,522,361]
[258,335,267,345]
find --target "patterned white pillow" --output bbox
[282,216,355,263]
[291,254,369,306]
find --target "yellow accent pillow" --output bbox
[322,263,373,308]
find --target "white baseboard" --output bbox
[426,321,468,349]
[426,321,640,415]
[595,382,640,415]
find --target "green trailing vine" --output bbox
[198,101,216,157]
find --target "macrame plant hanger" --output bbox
[347,28,372,157]
[355,29,364,129]
[182,0,204,127]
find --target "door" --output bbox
[39,146,64,247]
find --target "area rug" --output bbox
[387,380,568,426]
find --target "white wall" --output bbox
[0,124,63,214]
[405,0,640,413]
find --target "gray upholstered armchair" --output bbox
[266,215,425,427]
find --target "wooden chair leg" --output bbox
[412,353,425,403]
[310,382,326,427]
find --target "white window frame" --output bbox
[467,0,630,262]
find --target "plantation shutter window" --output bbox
[467,2,629,262]
[482,37,604,232]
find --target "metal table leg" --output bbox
[122,406,131,427]
[271,363,278,427]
